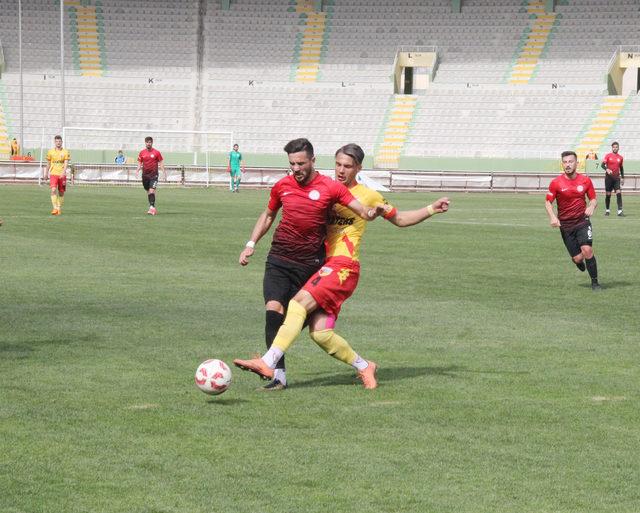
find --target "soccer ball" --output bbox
[195,359,232,396]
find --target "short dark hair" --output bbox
[561,150,577,160]
[284,138,314,158]
[611,141,619,146]
[335,143,365,165]
[54,135,62,141]
[145,136,153,143]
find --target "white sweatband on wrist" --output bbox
[426,205,436,216]
[245,240,255,249]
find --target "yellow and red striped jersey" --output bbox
[325,183,396,261]
[46,148,70,176]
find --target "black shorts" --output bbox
[604,174,621,193]
[142,175,159,191]
[560,221,593,258]
[263,255,318,307]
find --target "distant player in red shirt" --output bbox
[545,150,601,290]
[235,138,380,390]
[601,141,624,216]
[136,136,166,215]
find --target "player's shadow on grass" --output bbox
[206,398,250,406]
[293,365,463,389]
[1,335,86,359]
[579,280,632,290]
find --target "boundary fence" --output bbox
[1,162,639,193]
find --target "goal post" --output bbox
[62,127,233,186]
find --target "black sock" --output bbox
[148,193,155,207]
[265,310,285,370]
[585,256,598,282]
[605,195,611,210]
[575,260,586,272]
[616,193,623,210]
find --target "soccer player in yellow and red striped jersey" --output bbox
[45,135,70,215]
[234,139,381,391]
[234,143,450,389]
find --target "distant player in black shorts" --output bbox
[545,150,601,290]
[601,141,625,217]
[136,136,166,216]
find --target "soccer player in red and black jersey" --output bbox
[601,141,625,216]
[235,138,380,390]
[136,136,166,215]
[546,150,601,290]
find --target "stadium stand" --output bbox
[0,0,639,166]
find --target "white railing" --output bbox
[2,162,639,193]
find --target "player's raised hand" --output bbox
[239,247,254,266]
[367,204,388,219]
[431,197,450,214]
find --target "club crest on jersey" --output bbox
[308,190,320,201]
[577,185,584,193]
[318,266,333,276]
[337,268,350,284]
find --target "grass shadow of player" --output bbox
[0,334,94,359]
[292,365,464,389]
[578,280,632,290]
[205,397,251,406]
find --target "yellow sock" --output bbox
[50,194,58,209]
[310,329,357,365]
[58,196,64,210]
[272,300,308,352]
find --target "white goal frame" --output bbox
[62,126,233,187]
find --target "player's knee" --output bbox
[582,247,594,259]
[309,330,336,355]
[265,300,285,315]
[572,254,583,264]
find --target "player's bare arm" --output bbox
[160,161,167,181]
[585,198,597,217]
[545,200,560,227]
[388,197,450,227]
[239,208,277,266]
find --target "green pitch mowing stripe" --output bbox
[1,187,639,513]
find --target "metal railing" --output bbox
[2,161,639,193]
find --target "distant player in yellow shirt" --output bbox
[235,143,450,390]
[45,135,70,216]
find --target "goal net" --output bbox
[62,127,233,186]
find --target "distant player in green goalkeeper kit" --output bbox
[228,144,244,193]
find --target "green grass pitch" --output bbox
[1,185,639,513]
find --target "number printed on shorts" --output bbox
[587,225,593,240]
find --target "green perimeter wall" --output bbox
[22,148,629,174]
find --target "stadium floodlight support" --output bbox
[37,127,45,186]
[18,0,24,148]
[60,0,65,129]
[62,127,233,187]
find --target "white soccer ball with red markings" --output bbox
[195,359,232,395]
